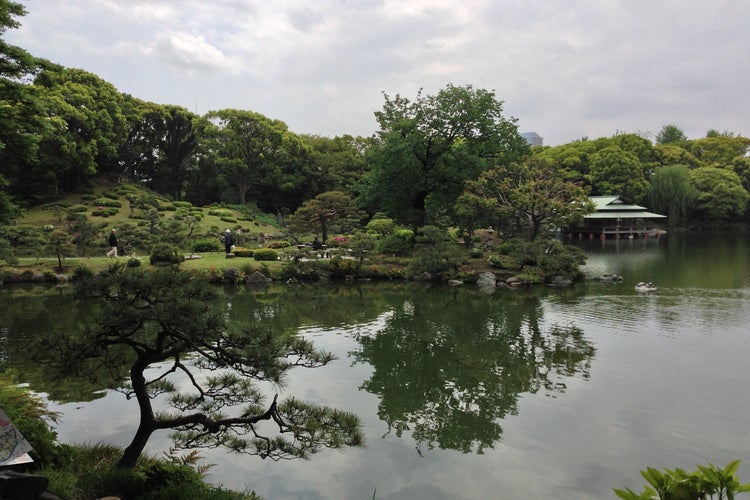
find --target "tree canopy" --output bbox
[459,157,592,241]
[360,84,530,228]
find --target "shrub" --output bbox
[376,229,414,256]
[93,198,122,208]
[328,256,360,278]
[614,460,750,500]
[208,208,233,217]
[71,205,88,213]
[264,240,289,249]
[149,243,184,266]
[253,248,278,261]
[220,216,237,223]
[72,264,94,281]
[192,238,221,253]
[232,247,255,258]
[172,201,193,208]
[127,257,142,268]
[0,372,63,466]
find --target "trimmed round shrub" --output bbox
[376,229,414,256]
[172,201,193,208]
[149,243,184,266]
[220,216,237,223]
[208,208,232,217]
[93,198,122,207]
[192,238,221,253]
[232,247,254,258]
[253,248,278,261]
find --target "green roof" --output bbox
[586,195,666,219]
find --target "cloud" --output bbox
[150,30,242,73]
[5,0,750,144]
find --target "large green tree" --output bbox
[361,84,529,228]
[655,124,687,145]
[300,134,370,194]
[32,67,129,196]
[688,166,749,223]
[122,101,198,199]
[0,0,49,206]
[588,145,648,203]
[200,109,313,210]
[39,265,363,469]
[686,136,750,166]
[458,157,592,241]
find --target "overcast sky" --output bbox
[6,0,749,146]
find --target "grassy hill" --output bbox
[3,180,295,277]
[21,180,282,241]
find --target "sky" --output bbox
[6,0,750,146]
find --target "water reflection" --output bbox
[351,290,596,454]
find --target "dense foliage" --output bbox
[2,1,750,238]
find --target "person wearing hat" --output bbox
[223,229,235,254]
[106,228,119,257]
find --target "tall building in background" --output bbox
[521,132,543,147]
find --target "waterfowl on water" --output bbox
[635,281,656,292]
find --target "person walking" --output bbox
[106,229,118,257]
[224,229,234,254]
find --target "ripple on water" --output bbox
[545,287,750,339]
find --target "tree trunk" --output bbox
[116,420,155,468]
[117,361,155,468]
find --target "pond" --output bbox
[2,231,750,499]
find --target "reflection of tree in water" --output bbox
[352,289,595,454]
[0,286,116,403]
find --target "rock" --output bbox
[225,253,235,259]
[476,272,496,289]
[245,271,272,284]
[547,276,572,287]
[506,277,523,287]
[222,268,241,283]
[447,279,464,286]
[413,271,433,282]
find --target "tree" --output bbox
[300,134,370,194]
[0,173,21,223]
[688,166,749,223]
[286,190,365,242]
[0,0,50,203]
[123,102,198,200]
[655,124,687,145]
[459,157,592,241]
[46,229,77,270]
[685,136,750,166]
[647,164,697,227]
[199,109,310,209]
[588,145,648,203]
[33,67,129,195]
[361,84,529,228]
[39,265,363,469]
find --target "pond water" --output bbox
[2,231,750,499]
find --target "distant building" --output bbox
[521,132,543,147]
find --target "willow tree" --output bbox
[647,164,697,227]
[39,264,363,468]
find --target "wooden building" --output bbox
[566,195,667,240]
